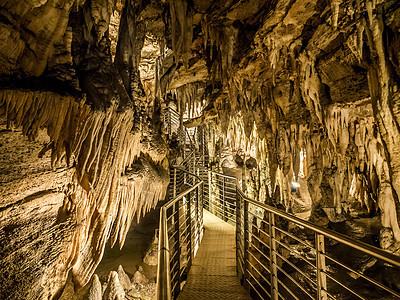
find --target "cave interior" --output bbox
[1,0,400,299]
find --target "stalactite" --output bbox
[0,89,169,288]
[169,0,193,68]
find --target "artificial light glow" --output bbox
[291,182,300,189]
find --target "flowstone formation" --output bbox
[167,0,400,241]
[0,0,169,298]
[1,0,400,299]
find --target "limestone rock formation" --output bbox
[86,275,102,300]
[103,271,125,300]
[1,0,400,299]
[0,0,169,298]
[143,231,159,266]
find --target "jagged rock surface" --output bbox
[1,0,400,299]
[0,0,169,299]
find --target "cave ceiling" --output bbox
[1,0,400,298]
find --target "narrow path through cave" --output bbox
[177,210,250,300]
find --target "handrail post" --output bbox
[173,201,181,296]
[316,233,328,300]
[222,176,226,221]
[192,155,195,177]
[156,207,172,300]
[173,168,177,198]
[195,186,199,252]
[184,163,187,185]
[168,109,172,136]
[243,199,250,292]
[236,187,242,280]
[269,212,279,300]
[208,170,211,211]
[200,182,204,235]
[187,192,193,269]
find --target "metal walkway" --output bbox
[177,210,251,300]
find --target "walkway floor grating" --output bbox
[177,210,251,300]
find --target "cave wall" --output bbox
[164,0,400,238]
[1,0,400,298]
[0,0,169,298]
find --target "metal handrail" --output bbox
[205,169,400,300]
[158,109,204,300]
[156,166,203,300]
[237,188,400,269]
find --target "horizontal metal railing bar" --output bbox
[168,239,178,252]
[246,238,271,263]
[237,188,400,268]
[212,195,236,203]
[171,279,179,293]
[178,212,187,223]
[246,276,266,300]
[246,229,271,252]
[276,277,301,300]
[215,181,236,187]
[247,211,269,226]
[209,171,237,180]
[226,216,236,223]
[274,249,316,286]
[273,237,316,269]
[170,270,178,284]
[325,254,400,298]
[275,263,315,299]
[222,184,236,193]
[325,289,336,299]
[210,198,236,208]
[274,226,316,250]
[166,212,178,223]
[214,184,236,192]
[208,203,224,214]
[170,260,179,276]
[180,265,188,277]
[246,260,272,297]
[169,249,179,263]
[167,225,176,237]
[221,205,236,213]
[237,258,244,275]
[324,272,367,300]
[211,196,236,205]
[179,225,191,241]
[165,182,202,210]
[221,195,236,201]
[179,216,190,231]
[247,249,271,274]
[214,175,234,180]
[250,225,271,243]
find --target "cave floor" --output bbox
[177,210,251,300]
[95,206,160,282]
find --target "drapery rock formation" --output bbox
[170,0,400,239]
[1,0,400,299]
[0,0,169,298]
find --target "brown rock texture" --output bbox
[1,0,400,298]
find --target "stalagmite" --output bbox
[87,275,103,300]
[103,271,125,300]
